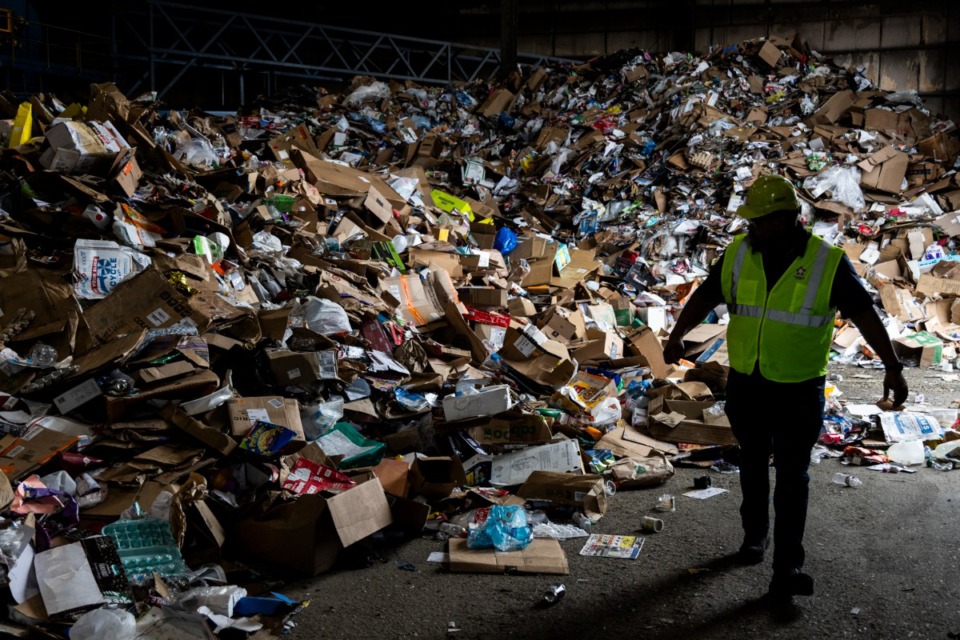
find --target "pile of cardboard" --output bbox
[0,32,959,637]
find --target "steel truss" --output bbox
[114,1,578,100]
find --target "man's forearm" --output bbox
[669,289,720,340]
[849,307,900,366]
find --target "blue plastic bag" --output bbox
[467,505,532,552]
[494,227,518,255]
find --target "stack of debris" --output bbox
[0,33,957,637]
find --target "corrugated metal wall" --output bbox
[462,0,960,118]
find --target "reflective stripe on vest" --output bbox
[721,233,843,382]
[729,237,832,328]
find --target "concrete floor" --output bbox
[282,365,960,640]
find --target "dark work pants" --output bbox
[724,372,825,576]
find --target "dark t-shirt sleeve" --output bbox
[694,252,726,309]
[830,255,874,318]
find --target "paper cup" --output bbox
[641,516,664,533]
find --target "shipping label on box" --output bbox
[228,396,304,439]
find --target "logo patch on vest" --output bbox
[794,266,807,279]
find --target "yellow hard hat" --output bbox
[736,175,800,219]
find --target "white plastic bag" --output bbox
[300,297,351,335]
[802,165,865,211]
[71,608,136,640]
[344,82,391,105]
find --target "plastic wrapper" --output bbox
[173,137,219,168]
[70,607,136,640]
[305,397,345,440]
[466,505,532,552]
[179,585,248,617]
[802,165,865,211]
[299,296,352,335]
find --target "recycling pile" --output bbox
[0,33,959,637]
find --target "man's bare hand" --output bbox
[663,337,685,365]
[882,368,909,408]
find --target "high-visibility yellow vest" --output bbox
[720,233,844,382]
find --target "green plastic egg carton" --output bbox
[103,519,188,582]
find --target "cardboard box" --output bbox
[537,306,587,343]
[489,439,583,486]
[516,471,607,519]
[111,150,143,197]
[695,336,729,367]
[232,476,393,576]
[104,368,219,423]
[457,287,508,308]
[448,538,568,575]
[918,132,960,164]
[267,350,338,386]
[442,385,513,422]
[382,274,445,327]
[228,396,304,439]
[646,396,736,445]
[159,404,237,456]
[409,456,468,500]
[572,331,623,363]
[0,426,80,481]
[757,40,781,67]
[468,412,553,446]
[136,361,196,385]
[39,120,130,174]
[879,284,927,323]
[551,249,600,289]
[625,326,675,378]
[508,297,537,317]
[858,146,908,194]
[916,273,960,297]
[813,90,855,125]
[680,324,727,357]
[894,332,943,367]
[84,267,241,343]
[476,88,516,117]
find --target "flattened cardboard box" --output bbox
[0,426,79,481]
[448,538,568,575]
[267,350,338,386]
[84,267,225,342]
[228,396,304,440]
[916,273,960,297]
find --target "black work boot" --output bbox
[768,569,814,598]
[736,536,769,565]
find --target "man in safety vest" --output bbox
[663,174,908,603]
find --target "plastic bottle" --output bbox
[832,472,862,488]
[572,512,592,532]
[438,522,468,538]
[887,440,925,466]
[604,480,617,497]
